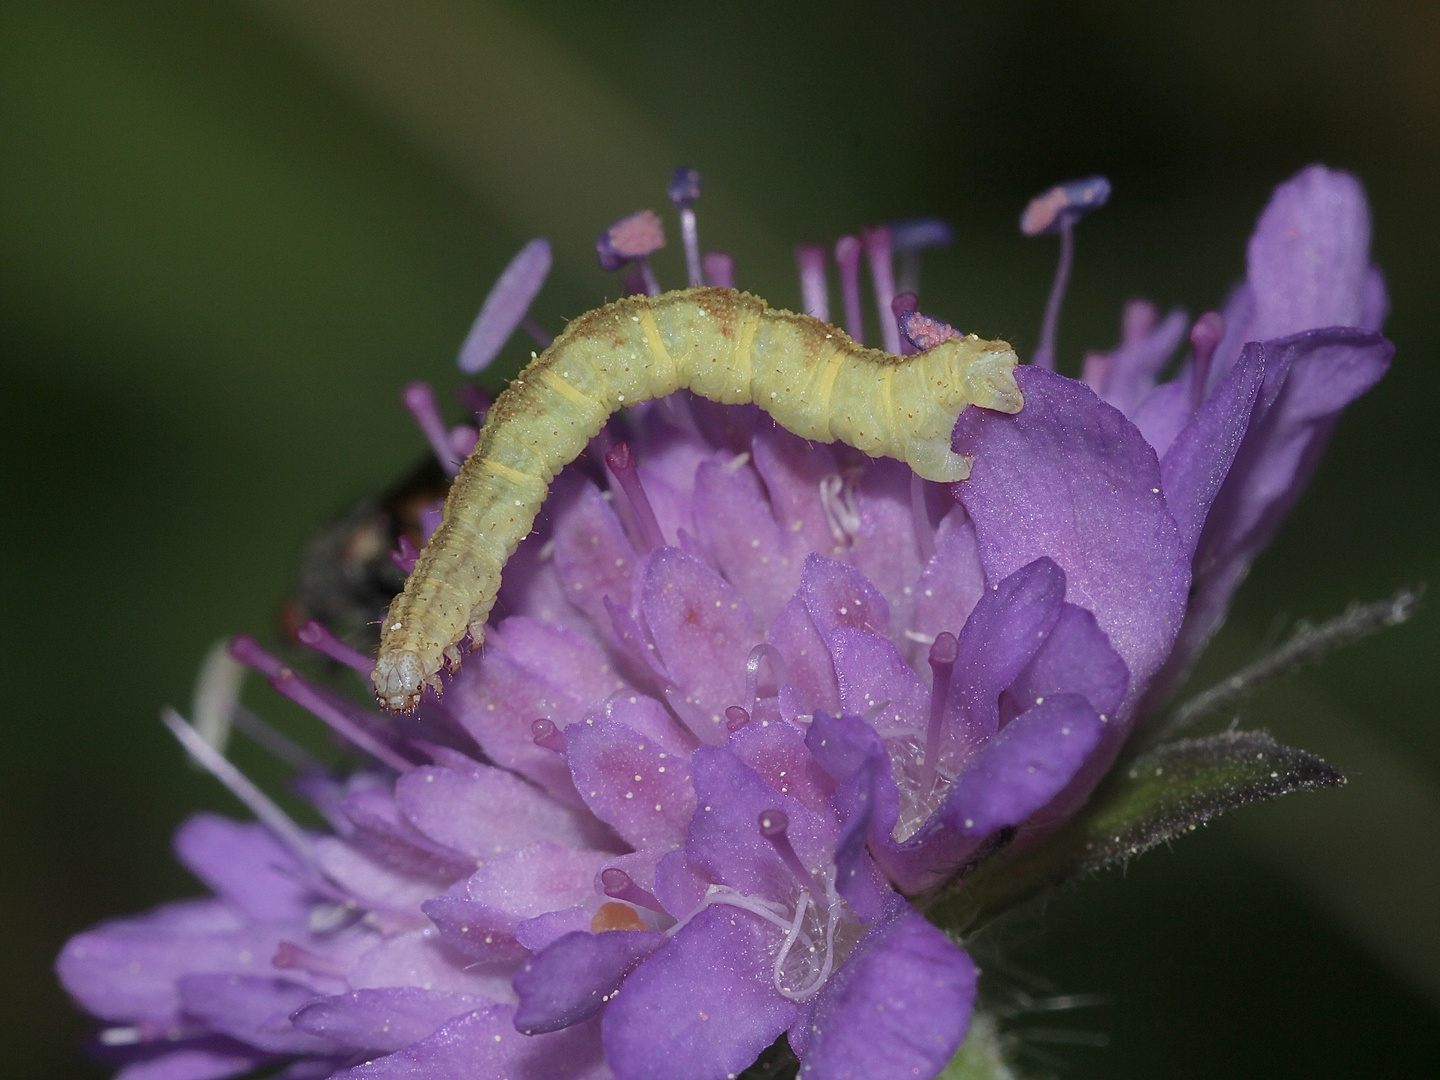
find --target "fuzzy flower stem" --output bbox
[1155,589,1420,742]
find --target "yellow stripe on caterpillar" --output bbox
[372,287,1021,712]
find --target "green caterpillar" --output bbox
[372,287,1021,712]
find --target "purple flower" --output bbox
[58,163,1390,1080]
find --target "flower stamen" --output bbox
[1023,175,1111,370]
[598,867,668,914]
[863,224,901,354]
[531,718,566,753]
[834,234,866,344]
[1189,310,1226,410]
[402,381,462,476]
[668,166,704,289]
[920,631,960,796]
[605,441,667,552]
[795,243,829,321]
[296,619,375,674]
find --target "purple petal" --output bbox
[767,596,840,716]
[57,901,286,1024]
[601,905,796,1080]
[343,1007,609,1080]
[448,616,624,808]
[458,238,552,374]
[800,554,890,643]
[1156,328,1392,698]
[848,459,924,637]
[943,694,1104,837]
[311,837,439,916]
[395,765,595,860]
[1098,306,1190,417]
[562,715,696,848]
[803,713,898,921]
[338,785,475,883]
[831,628,928,737]
[952,366,1190,715]
[514,906,594,953]
[292,988,490,1053]
[686,746,833,899]
[638,548,757,742]
[177,974,331,1055]
[1008,603,1129,723]
[1243,165,1374,346]
[346,929,518,1001]
[550,482,642,641]
[113,1045,266,1080]
[173,815,313,924]
[692,457,799,625]
[910,510,986,646]
[1129,377,1193,460]
[751,425,843,559]
[423,844,609,960]
[1159,342,1265,553]
[513,929,663,1034]
[726,714,835,820]
[946,558,1066,764]
[800,896,976,1080]
[652,848,711,919]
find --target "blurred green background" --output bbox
[3,1,1437,1076]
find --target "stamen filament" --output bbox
[702,252,735,289]
[759,809,826,905]
[160,707,314,869]
[531,718,566,753]
[921,632,960,795]
[795,243,830,322]
[271,670,416,774]
[744,644,790,709]
[390,535,419,575]
[402,382,461,476]
[834,234,865,344]
[910,473,935,563]
[1033,213,1073,371]
[605,442,666,551]
[297,620,375,674]
[1189,311,1226,410]
[863,225,901,354]
[599,867,667,914]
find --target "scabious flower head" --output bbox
[58,163,1391,1080]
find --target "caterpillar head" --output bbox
[371,649,432,713]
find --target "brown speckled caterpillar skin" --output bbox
[373,287,1021,711]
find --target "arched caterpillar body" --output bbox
[372,286,1022,711]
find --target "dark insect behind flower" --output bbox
[58,164,1393,1080]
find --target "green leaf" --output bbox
[921,732,1345,933]
[939,1013,1019,1080]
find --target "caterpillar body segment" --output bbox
[373,287,1021,712]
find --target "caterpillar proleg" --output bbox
[372,287,1021,712]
